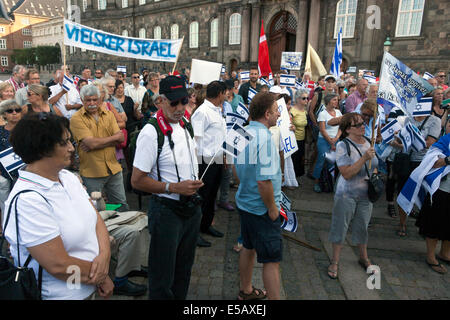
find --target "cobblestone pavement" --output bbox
[106,169,450,300]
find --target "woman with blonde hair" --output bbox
[25,84,63,116]
[0,82,15,125]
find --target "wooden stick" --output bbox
[171,36,184,74]
[282,233,321,252]
[369,103,377,169]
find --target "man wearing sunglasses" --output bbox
[435,71,448,90]
[125,72,147,113]
[132,76,204,299]
[15,68,41,107]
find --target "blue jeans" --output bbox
[312,136,331,180]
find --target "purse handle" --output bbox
[344,138,372,179]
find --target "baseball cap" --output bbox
[324,74,337,82]
[159,75,188,101]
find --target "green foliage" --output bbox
[11,46,61,66]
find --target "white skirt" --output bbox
[282,156,298,187]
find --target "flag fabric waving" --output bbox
[248,87,257,104]
[236,102,250,120]
[63,74,74,92]
[380,119,402,143]
[305,43,327,82]
[330,27,343,79]
[412,97,433,116]
[222,123,254,158]
[258,20,272,77]
[0,147,24,178]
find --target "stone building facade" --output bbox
[68,0,449,77]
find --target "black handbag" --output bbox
[0,190,46,300]
[344,139,385,203]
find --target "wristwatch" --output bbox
[165,182,171,195]
[445,156,450,166]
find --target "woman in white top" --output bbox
[3,113,113,300]
[312,93,342,192]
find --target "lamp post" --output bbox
[92,53,97,70]
[383,36,392,52]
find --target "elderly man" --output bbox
[81,67,92,81]
[15,68,41,107]
[70,84,129,211]
[49,69,83,119]
[103,77,127,122]
[125,71,147,113]
[7,65,26,92]
[344,78,369,113]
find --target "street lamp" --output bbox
[92,53,97,70]
[383,36,392,52]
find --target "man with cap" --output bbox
[131,76,204,300]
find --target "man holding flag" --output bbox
[49,68,83,120]
[239,65,262,106]
[235,91,282,300]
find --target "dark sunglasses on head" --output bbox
[5,108,22,114]
[170,97,189,107]
[351,122,365,128]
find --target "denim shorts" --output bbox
[238,207,283,263]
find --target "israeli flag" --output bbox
[221,65,226,74]
[281,211,298,233]
[0,147,24,175]
[280,191,291,211]
[279,74,297,87]
[236,102,249,120]
[398,125,412,153]
[62,74,74,91]
[363,74,377,84]
[408,123,427,152]
[268,73,274,86]
[295,80,303,90]
[422,72,434,80]
[260,77,271,87]
[240,71,250,81]
[380,119,402,143]
[116,65,127,73]
[330,27,343,78]
[412,97,433,116]
[226,112,247,128]
[222,123,254,158]
[248,87,257,104]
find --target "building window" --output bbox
[122,30,128,37]
[0,39,6,50]
[22,28,32,36]
[98,0,106,10]
[210,18,218,47]
[395,0,425,37]
[1,56,7,66]
[229,13,241,45]
[154,26,161,40]
[334,0,357,38]
[0,27,5,34]
[139,28,146,39]
[24,41,32,48]
[190,22,199,48]
[82,0,87,12]
[139,0,145,5]
[122,0,128,8]
[171,24,179,40]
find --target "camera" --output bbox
[179,193,203,207]
[440,98,450,110]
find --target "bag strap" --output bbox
[344,138,371,179]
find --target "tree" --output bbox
[11,48,36,65]
[35,46,61,67]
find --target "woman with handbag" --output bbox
[327,113,378,279]
[2,113,114,299]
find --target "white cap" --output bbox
[269,86,282,94]
[324,74,337,82]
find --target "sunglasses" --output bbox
[5,108,22,114]
[169,97,189,107]
[351,122,365,128]
[437,75,445,78]
[300,97,308,100]
[132,76,140,79]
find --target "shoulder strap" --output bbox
[344,138,371,178]
[148,118,165,182]
[418,116,429,131]
[182,117,194,139]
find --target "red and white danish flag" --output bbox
[258,21,272,78]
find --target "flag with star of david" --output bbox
[222,123,254,158]
[380,119,402,143]
[0,147,24,175]
[281,210,298,233]
[412,97,433,116]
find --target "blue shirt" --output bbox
[234,121,282,215]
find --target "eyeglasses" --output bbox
[351,122,365,128]
[300,97,308,100]
[437,75,445,78]
[5,108,22,114]
[27,92,38,97]
[132,76,140,79]
[169,97,189,107]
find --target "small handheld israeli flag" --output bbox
[240,71,250,81]
[279,74,296,87]
[295,80,303,90]
[408,123,426,152]
[260,77,271,87]
[363,74,377,84]
[0,147,24,178]
[226,112,247,128]
[62,74,74,91]
[221,65,226,74]
[222,123,254,158]
[422,72,434,80]
[412,97,433,116]
[268,73,274,86]
[281,211,298,233]
[248,87,257,104]
[398,125,412,153]
[236,102,249,120]
[280,191,291,211]
[380,119,402,143]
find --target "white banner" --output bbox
[276,98,298,158]
[281,52,303,70]
[189,59,222,85]
[64,20,183,62]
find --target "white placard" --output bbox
[281,52,303,70]
[276,98,298,158]
[189,59,222,85]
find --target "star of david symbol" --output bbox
[233,136,241,145]
[405,136,410,142]
[415,105,422,111]
[231,117,237,122]
[388,128,394,134]
[13,154,21,161]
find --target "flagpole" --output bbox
[171,36,184,75]
[369,102,378,169]
[199,148,221,181]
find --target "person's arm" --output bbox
[81,131,124,151]
[308,94,318,126]
[257,180,279,221]
[52,105,64,117]
[327,116,342,126]
[432,157,448,168]
[65,104,82,111]
[338,146,375,180]
[425,136,437,148]
[107,103,126,129]
[48,88,67,106]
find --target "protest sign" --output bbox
[189,59,222,85]
[276,98,298,158]
[64,20,183,62]
[281,52,303,70]
[377,52,434,117]
[117,65,127,73]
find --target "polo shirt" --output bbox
[190,99,226,162]
[235,121,282,215]
[70,106,122,178]
[345,90,366,113]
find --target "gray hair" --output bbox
[324,93,339,105]
[12,65,25,75]
[0,99,20,115]
[366,83,379,94]
[294,88,310,103]
[93,80,109,100]
[104,69,116,79]
[80,84,100,101]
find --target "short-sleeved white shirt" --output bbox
[133,121,198,201]
[49,84,82,119]
[3,169,98,300]
[190,99,226,162]
[317,108,342,138]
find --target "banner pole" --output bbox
[199,148,220,181]
[62,18,69,105]
[171,36,184,74]
[369,102,377,169]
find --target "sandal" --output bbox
[232,242,243,253]
[327,261,338,279]
[358,258,373,270]
[238,286,267,300]
[387,204,397,218]
[436,255,450,265]
[426,260,447,274]
[397,225,407,237]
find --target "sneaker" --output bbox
[313,184,322,193]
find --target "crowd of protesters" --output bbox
[0,62,449,300]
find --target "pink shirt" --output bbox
[345,90,366,113]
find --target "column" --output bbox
[359,0,378,69]
[307,0,321,50]
[240,5,251,64]
[295,0,309,56]
[218,8,225,62]
[250,3,261,63]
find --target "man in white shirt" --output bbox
[125,72,147,113]
[190,81,227,247]
[131,76,203,300]
[15,68,41,107]
[49,69,82,119]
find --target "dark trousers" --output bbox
[291,140,305,177]
[198,162,223,232]
[147,196,201,300]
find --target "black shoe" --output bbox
[203,226,224,238]
[113,280,147,296]
[197,235,211,247]
[127,266,148,278]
